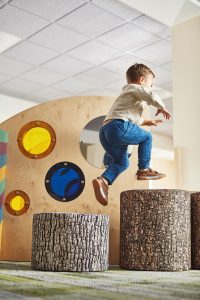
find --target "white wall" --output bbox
[151,133,175,189]
[152,132,174,160]
[172,15,200,191]
[0,94,37,124]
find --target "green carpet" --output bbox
[0,261,200,300]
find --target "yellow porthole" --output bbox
[17,121,56,159]
[10,196,25,211]
[5,190,30,216]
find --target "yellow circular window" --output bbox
[17,121,56,159]
[5,191,30,216]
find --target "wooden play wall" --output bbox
[0,96,149,264]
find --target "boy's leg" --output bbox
[92,121,129,205]
[136,130,152,170]
[92,120,165,205]
[114,122,165,180]
[103,152,113,168]
[104,147,132,168]
[100,121,165,181]
[93,144,128,206]
[99,120,152,184]
[100,128,129,185]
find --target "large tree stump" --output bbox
[191,192,200,269]
[120,189,191,271]
[31,212,109,271]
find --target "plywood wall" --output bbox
[0,96,149,264]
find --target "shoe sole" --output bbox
[92,179,108,206]
[137,174,166,180]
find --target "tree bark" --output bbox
[191,192,200,269]
[120,189,191,271]
[31,212,109,271]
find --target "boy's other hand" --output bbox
[142,119,163,126]
[155,108,171,119]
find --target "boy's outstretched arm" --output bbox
[155,108,171,119]
[136,85,166,110]
[141,119,163,126]
[136,86,172,120]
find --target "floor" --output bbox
[0,261,200,300]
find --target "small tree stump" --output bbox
[31,212,109,271]
[191,192,200,269]
[120,189,191,271]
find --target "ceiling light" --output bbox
[0,30,21,54]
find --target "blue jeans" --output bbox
[103,150,132,168]
[100,119,152,185]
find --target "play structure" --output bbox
[0,96,199,270]
[0,96,148,265]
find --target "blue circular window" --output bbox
[45,162,85,202]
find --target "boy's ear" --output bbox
[139,75,145,84]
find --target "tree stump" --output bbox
[191,192,200,269]
[120,189,191,271]
[31,212,109,271]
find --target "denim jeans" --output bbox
[103,149,132,168]
[100,119,152,184]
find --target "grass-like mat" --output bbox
[0,261,200,300]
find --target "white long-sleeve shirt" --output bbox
[104,83,165,125]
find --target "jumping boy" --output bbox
[92,63,171,206]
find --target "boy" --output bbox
[92,63,171,206]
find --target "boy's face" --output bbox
[140,73,155,88]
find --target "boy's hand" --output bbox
[155,108,171,119]
[142,119,163,126]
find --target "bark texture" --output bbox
[191,192,200,269]
[31,212,109,271]
[120,189,191,271]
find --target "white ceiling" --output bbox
[120,0,200,26]
[0,0,184,137]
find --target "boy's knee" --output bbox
[147,131,152,142]
[120,158,129,171]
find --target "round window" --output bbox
[5,190,30,216]
[80,116,134,169]
[17,121,56,159]
[80,116,106,169]
[45,162,85,202]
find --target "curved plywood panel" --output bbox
[0,96,149,264]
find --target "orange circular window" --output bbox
[17,121,56,159]
[5,190,30,216]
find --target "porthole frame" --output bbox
[17,120,56,159]
[4,190,30,216]
[45,161,85,202]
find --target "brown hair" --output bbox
[126,63,155,83]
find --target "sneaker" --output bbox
[136,168,166,180]
[92,176,108,206]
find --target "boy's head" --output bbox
[126,63,155,88]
